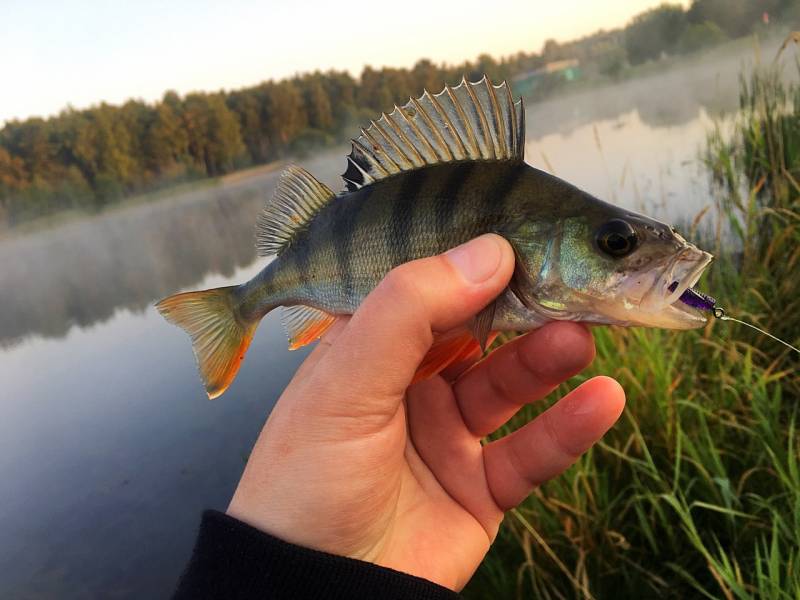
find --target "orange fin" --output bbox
[156,286,258,399]
[281,305,337,350]
[413,330,482,384]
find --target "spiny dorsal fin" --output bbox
[342,75,525,192]
[256,165,335,257]
[281,305,336,350]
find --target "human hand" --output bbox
[227,234,625,591]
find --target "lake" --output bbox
[0,38,793,598]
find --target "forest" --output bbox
[1,0,797,226]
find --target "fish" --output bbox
[156,76,714,399]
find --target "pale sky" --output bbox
[1,0,684,124]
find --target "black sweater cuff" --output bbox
[173,510,461,600]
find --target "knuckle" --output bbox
[542,410,583,459]
[516,337,553,383]
[372,264,434,352]
[507,437,539,489]
[378,264,429,321]
[485,351,518,407]
[380,263,421,299]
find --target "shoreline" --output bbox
[0,160,287,241]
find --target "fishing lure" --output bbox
[671,283,800,354]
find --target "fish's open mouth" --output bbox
[665,259,712,309]
[641,247,714,315]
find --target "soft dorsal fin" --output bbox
[342,75,525,192]
[256,165,335,257]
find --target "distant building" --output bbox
[512,59,581,96]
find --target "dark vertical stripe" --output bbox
[436,162,475,236]
[390,171,425,267]
[492,161,526,208]
[293,235,312,292]
[489,162,526,236]
[331,200,354,302]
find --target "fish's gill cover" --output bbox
[342,76,525,192]
[256,165,335,257]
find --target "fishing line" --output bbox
[675,286,799,355]
[712,307,800,355]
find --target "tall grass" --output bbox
[464,63,800,599]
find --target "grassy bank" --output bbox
[464,64,800,598]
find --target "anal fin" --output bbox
[281,305,337,350]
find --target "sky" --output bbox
[1,0,684,124]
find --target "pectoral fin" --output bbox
[470,301,497,351]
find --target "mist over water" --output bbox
[1,40,795,598]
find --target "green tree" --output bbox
[320,71,358,133]
[358,67,394,113]
[264,81,307,154]
[687,0,764,38]
[53,108,96,189]
[0,118,57,184]
[145,95,190,175]
[411,59,442,94]
[183,93,244,176]
[90,103,138,199]
[625,4,688,65]
[205,94,245,174]
[0,146,26,189]
[679,20,728,54]
[300,75,334,131]
[227,89,269,164]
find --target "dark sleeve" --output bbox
[172,510,462,600]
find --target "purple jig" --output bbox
[667,284,799,353]
[668,282,718,312]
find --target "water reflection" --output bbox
[0,184,263,346]
[525,39,772,140]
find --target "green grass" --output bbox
[463,62,800,599]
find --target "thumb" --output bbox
[314,234,515,402]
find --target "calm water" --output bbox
[0,41,792,598]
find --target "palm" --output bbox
[373,384,501,591]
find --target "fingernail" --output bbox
[445,235,503,284]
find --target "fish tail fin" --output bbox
[156,286,258,399]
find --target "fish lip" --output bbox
[641,247,714,314]
[664,250,714,308]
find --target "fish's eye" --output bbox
[596,219,638,258]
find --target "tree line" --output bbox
[1,0,797,226]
